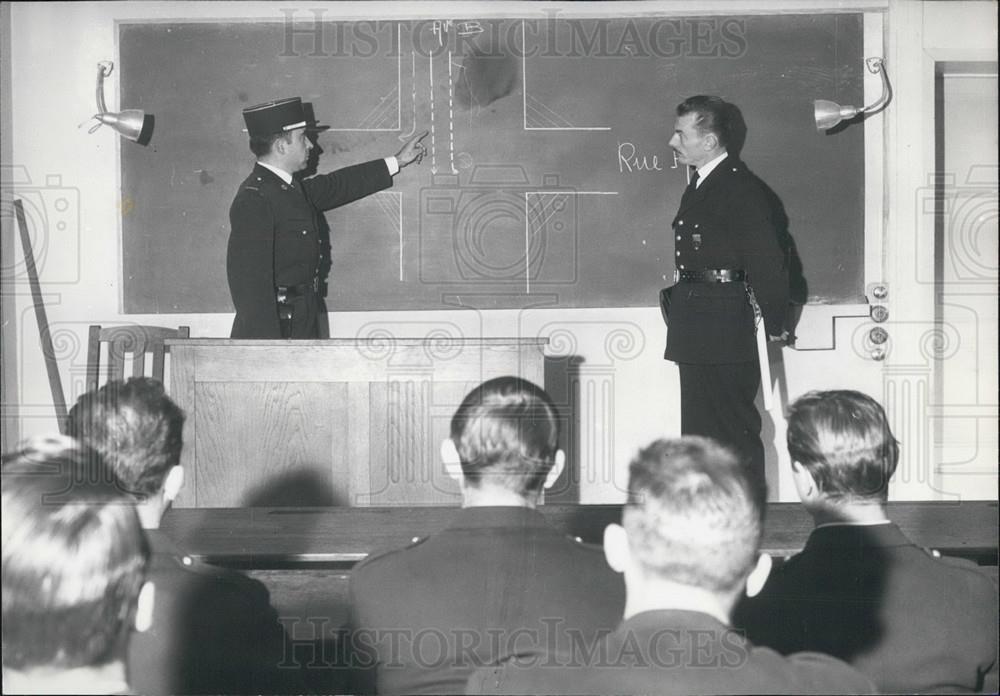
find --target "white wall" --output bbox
[5,0,996,502]
[882,0,998,500]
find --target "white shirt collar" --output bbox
[257,160,294,185]
[695,151,729,187]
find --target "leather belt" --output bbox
[675,268,746,283]
[276,278,319,298]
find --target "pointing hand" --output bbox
[396,131,429,168]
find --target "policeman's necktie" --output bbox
[680,170,700,207]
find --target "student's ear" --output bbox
[745,553,773,598]
[602,523,630,574]
[162,465,184,503]
[134,581,155,633]
[790,461,819,503]
[542,450,566,490]
[441,438,463,483]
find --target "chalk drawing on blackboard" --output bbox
[428,53,440,173]
[420,166,564,288]
[447,50,458,174]
[327,24,402,131]
[520,22,610,132]
[428,48,460,175]
[399,51,418,142]
[366,191,404,281]
[354,84,400,130]
[417,166,622,293]
[430,19,485,47]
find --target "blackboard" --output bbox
[120,14,864,313]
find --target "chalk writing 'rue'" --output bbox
[618,141,664,173]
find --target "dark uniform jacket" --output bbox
[664,156,788,364]
[466,609,877,695]
[347,506,626,695]
[127,530,297,695]
[734,523,999,693]
[227,160,392,338]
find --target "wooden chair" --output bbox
[85,324,190,393]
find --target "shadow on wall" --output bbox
[242,467,346,507]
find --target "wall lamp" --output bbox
[814,57,893,131]
[86,61,154,145]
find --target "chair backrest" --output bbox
[86,325,190,393]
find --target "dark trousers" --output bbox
[678,361,764,484]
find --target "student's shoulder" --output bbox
[755,645,879,694]
[150,549,270,604]
[932,553,998,601]
[547,531,612,561]
[351,534,431,576]
[755,548,814,589]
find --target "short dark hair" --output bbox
[623,437,766,594]
[66,377,185,501]
[786,390,899,502]
[676,95,747,155]
[1,436,149,670]
[450,377,560,496]
[249,131,292,157]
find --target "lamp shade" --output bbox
[95,110,154,145]
[813,99,860,131]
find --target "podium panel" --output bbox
[166,338,546,507]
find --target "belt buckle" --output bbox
[673,269,680,283]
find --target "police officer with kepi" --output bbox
[661,95,788,484]
[227,97,427,338]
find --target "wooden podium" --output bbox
[165,338,547,508]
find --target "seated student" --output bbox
[348,376,625,694]
[2,436,153,695]
[66,377,297,695]
[467,436,876,695]
[734,390,998,693]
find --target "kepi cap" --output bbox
[242,97,307,137]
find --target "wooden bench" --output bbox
[162,501,999,567]
[160,502,998,626]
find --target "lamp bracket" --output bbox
[95,61,115,117]
[861,57,892,116]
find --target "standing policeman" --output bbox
[227,97,426,338]
[662,95,788,483]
